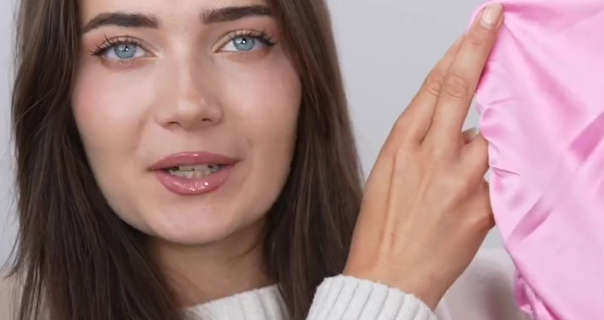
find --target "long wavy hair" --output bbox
[6,0,363,319]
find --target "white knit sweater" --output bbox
[186,248,531,320]
[0,248,530,319]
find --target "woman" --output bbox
[1,0,525,319]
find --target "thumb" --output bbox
[482,179,496,229]
[462,127,480,144]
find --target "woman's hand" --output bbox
[343,3,504,310]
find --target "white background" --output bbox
[0,0,502,267]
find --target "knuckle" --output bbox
[433,175,471,207]
[425,140,451,160]
[443,166,475,193]
[453,174,475,193]
[383,135,413,161]
[393,113,408,132]
[392,145,423,175]
[474,208,495,230]
[476,142,489,161]
[465,212,492,232]
[443,72,471,100]
[393,145,414,166]
[423,70,447,97]
[429,148,448,162]
[381,140,399,160]
[392,152,410,176]
[394,113,423,145]
[464,188,493,228]
[382,117,406,154]
[464,142,489,167]
[465,30,489,49]
[391,117,412,144]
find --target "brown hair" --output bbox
[7,0,363,319]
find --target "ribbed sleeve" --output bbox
[187,275,438,320]
[306,275,438,320]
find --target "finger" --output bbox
[462,131,490,181]
[398,36,464,145]
[381,37,463,157]
[470,180,495,231]
[380,37,463,158]
[462,127,479,144]
[482,181,496,229]
[426,3,504,154]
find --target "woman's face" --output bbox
[72,0,301,245]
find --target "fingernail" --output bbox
[481,3,503,29]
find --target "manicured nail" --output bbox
[481,3,503,29]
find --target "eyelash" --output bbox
[224,30,276,48]
[90,34,143,56]
[89,30,276,57]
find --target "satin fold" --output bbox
[467,1,604,319]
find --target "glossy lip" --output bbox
[154,164,235,196]
[150,151,239,170]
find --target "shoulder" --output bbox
[434,247,531,320]
[0,272,50,320]
[0,271,18,320]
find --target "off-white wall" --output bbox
[1,0,18,268]
[0,0,501,266]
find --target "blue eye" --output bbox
[232,36,257,51]
[104,42,145,61]
[111,43,141,60]
[92,37,147,62]
[220,33,276,53]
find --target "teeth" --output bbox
[167,164,223,179]
[178,164,220,171]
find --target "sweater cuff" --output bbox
[307,274,438,320]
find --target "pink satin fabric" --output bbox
[467,1,604,319]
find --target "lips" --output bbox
[150,151,239,196]
[150,151,239,171]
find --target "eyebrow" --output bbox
[81,5,274,34]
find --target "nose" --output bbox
[154,56,223,131]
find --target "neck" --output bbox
[149,217,275,308]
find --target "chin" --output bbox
[156,228,234,247]
[128,201,240,246]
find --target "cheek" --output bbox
[71,62,154,152]
[71,60,155,227]
[219,53,302,222]
[243,59,300,159]
[225,53,302,147]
